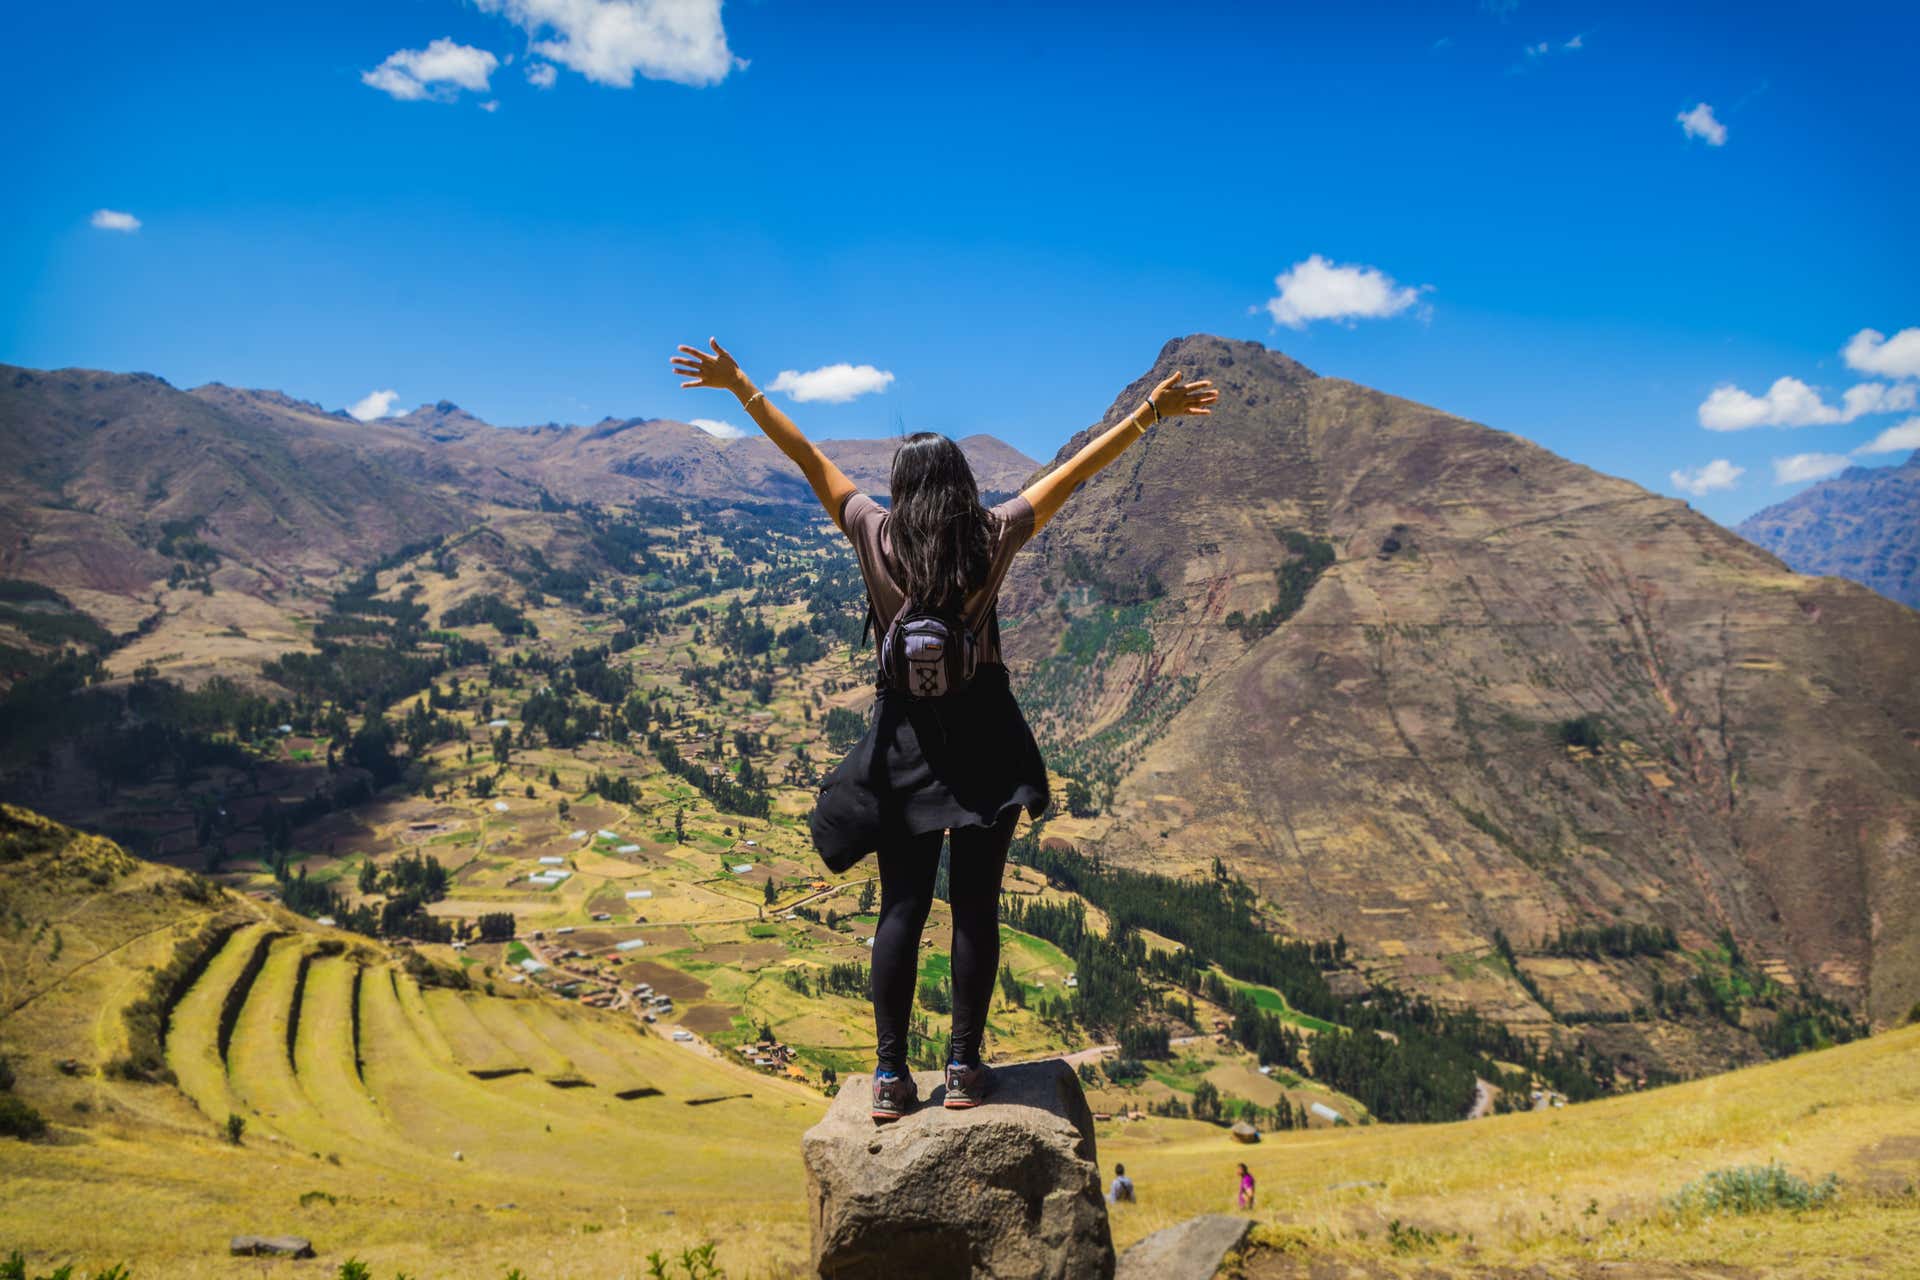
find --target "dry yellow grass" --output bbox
[1102,1023,1920,1277]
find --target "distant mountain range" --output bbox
[999,335,1920,1060]
[1736,450,1920,609]
[0,363,1036,607]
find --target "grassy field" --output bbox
[1100,1023,1920,1277]
[4,810,1917,1277]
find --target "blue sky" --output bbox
[3,0,1915,526]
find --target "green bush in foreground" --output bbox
[1666,1162,1839,1217]
[1,1251,131,1280]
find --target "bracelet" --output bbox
[743,390,765,409]
[1144,398,1162,425]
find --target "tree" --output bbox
[858,880,876,913]
[763,877,778,906]
[1064,778,1097,818]
[674,808,686,843]
[225,1113,246,1145]
[357,858,380,895]
[1191,1079,1222,1124]
[491,728,512,765]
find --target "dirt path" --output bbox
[1468,1075,1496,1120]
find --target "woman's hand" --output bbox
[670,337,748,394]
[1145,370,1218,419]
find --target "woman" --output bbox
[1237,1162,1256,1211]
[671,337,1216,1123]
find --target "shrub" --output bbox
[225,1113,246,1145]
[1666,1162,1838,1217]
[0,1094,49,1140]
[1555,714,1605,750]
[2,1252,130,1280]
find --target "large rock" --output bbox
[1115,1215,1253,1280]
[803,1060,1114,1279]
[229,1235,314,1258]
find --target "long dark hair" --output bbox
[888,432,992,606]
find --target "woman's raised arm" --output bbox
[1021,369,1216,533]
[671,337,859,530]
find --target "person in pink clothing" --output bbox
[1236,1162,1256,1210]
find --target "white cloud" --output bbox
[480,99,500,112]
[1853,417,1920,455]
[768,364,895,404]
[1262,254,1428,329]
[526,61,558,88]
[475,0,742,88]
[348,389,401,421]
[1841,381,1916,420]
[362,39,498,102]
[1676,102,1726,146]
[1669,458,1743,496]
[1842,327,1920,380]
[1564,33,1584,49]
[90,209,141,232]
[1699,376,1915,430]
[1772,452,1851,484]
[690,417,745,439]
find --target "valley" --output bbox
[2,339,1918,1275]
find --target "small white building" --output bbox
[596,829,619,839]
[731,863,753,874]
[1309,1102,1347,1126]
[626,889,653,900]
[569,829,588,840]
[492,801,510,812]
[616,939,647,952]
[519,958,548,974]
[616,844,641,853]
[556,926,576,935]
[538,855,566,866]
[488,719,511,729]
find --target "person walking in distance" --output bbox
[1237,1162,1256,1210]
[1108,1163,1136,1205]
[672,337,1217,1124]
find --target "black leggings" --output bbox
[870,809,1018,1074]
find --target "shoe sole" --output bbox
[942,1096,980,1109]
[871,1110,906,1122]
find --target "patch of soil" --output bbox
[699,940,787,968]
[618,961,708,1000]
[679,1003,741,1036]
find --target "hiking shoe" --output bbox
[943,1060,991,1109]
[870,1071,918,1123]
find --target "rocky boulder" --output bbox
[228,1235,314,1258]
[803,1059,1114,1279]
[1115,1215,1253,1280]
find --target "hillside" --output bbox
[1736,449,1920,609]
[4,808,1915,1277]
[1000,335,1920,1068]
[0,805,823,1274]
[0,363,1033,693]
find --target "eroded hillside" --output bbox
[1002,335,1920,1072]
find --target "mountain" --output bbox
[0,367,479,611]
[0,362,1036,608]
[1000,335,1920,1055]
[1735,451,1920,609]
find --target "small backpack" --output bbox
[866,553,1014,700]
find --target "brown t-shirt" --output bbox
[840,491,1036,667]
